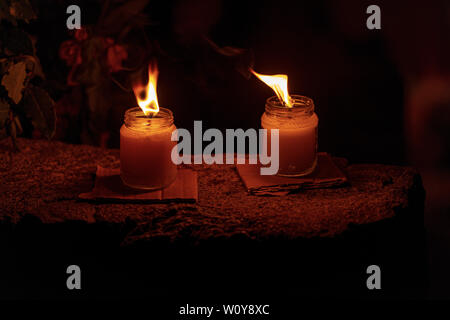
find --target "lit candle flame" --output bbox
[133,63,160,116]
[251,69,292,107]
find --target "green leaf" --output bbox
[1,60,27,104]
[23,54,45,79]
[21,85,56,139]
[0,99,9,129]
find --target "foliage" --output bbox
[55,0,253,147]
[56,0,153,146]
[0,0,55,151]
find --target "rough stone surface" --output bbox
[0,138,424,245]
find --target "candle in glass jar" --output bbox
[120,62,177,190]
[120,107,177,190]
[251,69,319,176]
[261,95,318,176]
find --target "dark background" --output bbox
[6,0,450,299]
[30,0,450,164]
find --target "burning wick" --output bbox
[133,63,160,118]
[251,69,293,107]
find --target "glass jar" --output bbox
[261,95,318,176]
[120,107,177,190]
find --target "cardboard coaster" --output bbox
[236,152,348,196]
[79,166,198,202]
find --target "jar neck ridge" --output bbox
[265,95,315,118]
[124,107,174,131]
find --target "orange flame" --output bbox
[133,63,160,116]
[251,69,292,107]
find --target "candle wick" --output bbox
[283,95,293,108]
[279,97,288,107]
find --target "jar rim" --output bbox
[125,107,173,118]
[124,107,174,130]
[265,94,314,116]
